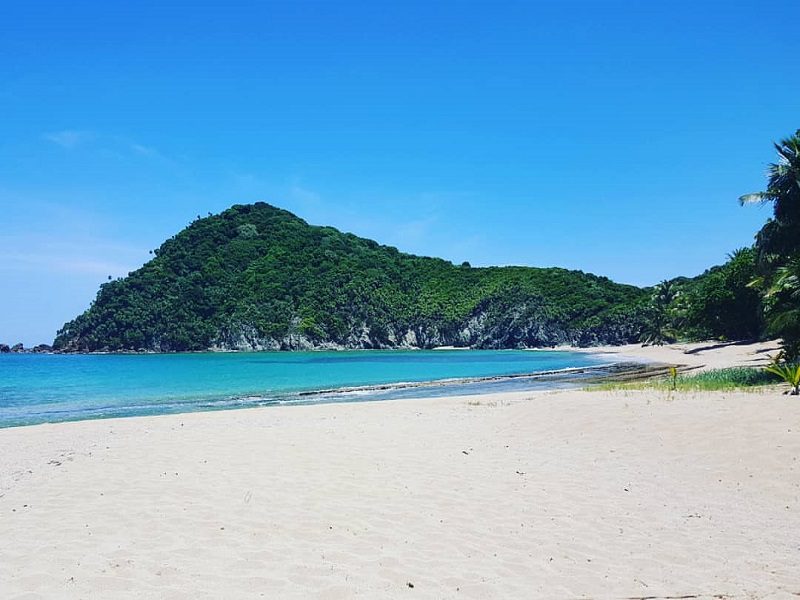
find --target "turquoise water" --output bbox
[0,350,610,428]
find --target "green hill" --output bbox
[53,203,650,352]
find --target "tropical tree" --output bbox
[762,258,800,359]
[740,130,800,265]
[741,130,800,358]
[640,280,679,346]
[679,247,762,341]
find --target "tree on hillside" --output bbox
[679,248,762,341]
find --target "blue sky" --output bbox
[1,1,798,345]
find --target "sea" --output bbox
[0,349,615,428]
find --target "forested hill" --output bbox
[53,202,650,352]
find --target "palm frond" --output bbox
[766,308,800,333]
[764,362,800,394]
[739,192,776,205]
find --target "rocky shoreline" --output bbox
[0,343,52,354]
[294,361,680,399]
[53,312,641,354]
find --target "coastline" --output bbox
[557,339,782,371]
[1,340,797,599]
[0,349,626,429]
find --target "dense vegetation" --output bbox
[53,130,800,355]
[638,248,763,345]
[54,203,649,352]
[741,131,800,359]
[677,248,762,341]
[634,129,800,360]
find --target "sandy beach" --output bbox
[2,342,798,599]
[563,339,783,372]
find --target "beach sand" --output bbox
[564,338,783,372]
[1,342,798,599]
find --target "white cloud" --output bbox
[289,183,323,207]
[41,130,172,166]
[394,215,438,246]
[43,130,94,149]
[0,251,134,276]
[130,142,158,156]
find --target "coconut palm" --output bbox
[768,259,800,304]
[741,130,800,359]
[763,258,800,359]
[740,130,800,263]
[640,280,679,346]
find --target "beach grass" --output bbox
[595,367,780,392]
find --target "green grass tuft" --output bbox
[595,367,780,392]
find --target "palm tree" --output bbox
[640,280,679,346]
[764,259,800,359]
[741,130,800,359]
[740,130,800,263]
[768,259,800,305]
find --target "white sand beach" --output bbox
[564,339,783,371]
[1,342,798,599]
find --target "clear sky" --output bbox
[1,1,798,346]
